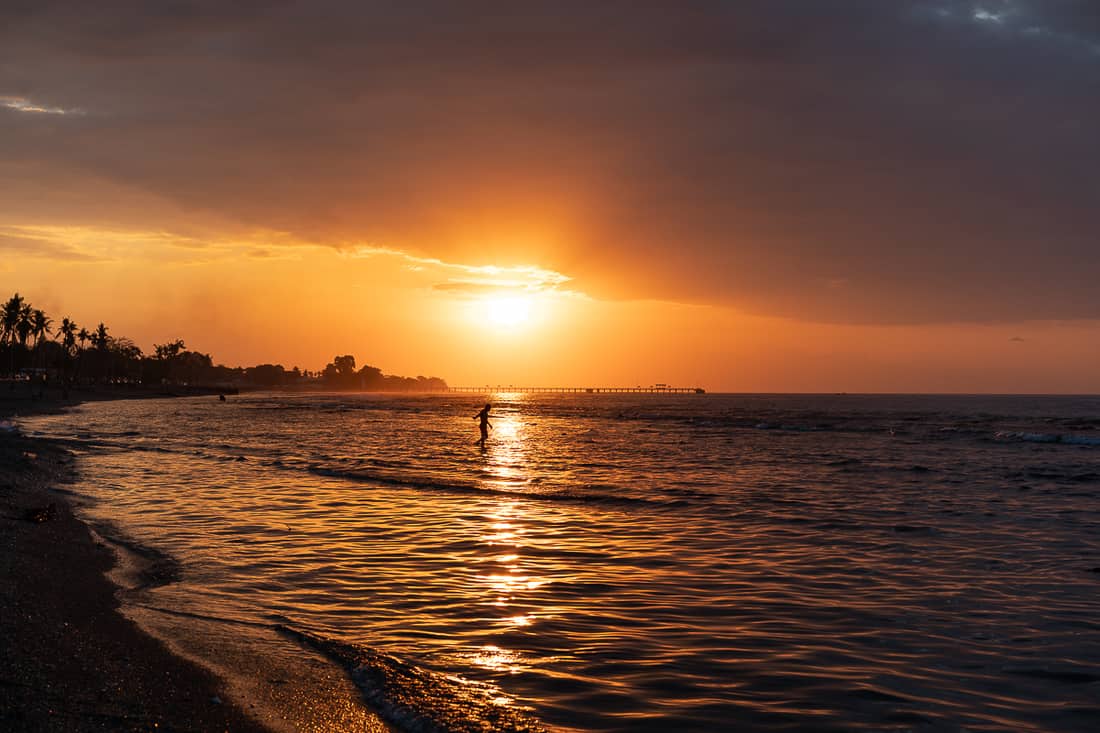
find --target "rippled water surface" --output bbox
[24,393,1100,731]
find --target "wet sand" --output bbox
[0,388,267,731]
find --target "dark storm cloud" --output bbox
[2,1,1098,323]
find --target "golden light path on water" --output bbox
[474,405,553,686]
[21,392,1100,732]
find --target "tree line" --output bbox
[320,354,447,392]
[1,293,448,392]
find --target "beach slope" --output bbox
[1,393,267,732]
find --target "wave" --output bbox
[995,431,1100,446]
[43,430,693,509]
[279,626,547,733]
[122,602,546,732]
[305,465,681,508]
[750,422,812,432]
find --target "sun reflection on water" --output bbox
[481,401,529,491]
[467,410,554,676]
[470,645,527,675]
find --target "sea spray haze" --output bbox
[25,393,1100,732]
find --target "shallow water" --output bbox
[24,393,1100,731]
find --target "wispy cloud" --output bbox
[0,95,84,116]
[245,246,302,261]
[0,223,308,262]
[2,224,201,255]
[348,245,576,296]
[0,231,106,262]
[925,2,1100,57]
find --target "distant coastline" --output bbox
[1,292,448,396]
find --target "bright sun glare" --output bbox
[482,294,532,329]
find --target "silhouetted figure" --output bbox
[473,403,492,448]
[219,394,226,402]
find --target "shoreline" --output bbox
[1,388,269,732]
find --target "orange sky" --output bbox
[3,3,1100,393]
[5,231,1100,393]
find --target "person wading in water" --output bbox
[473,403,493,449]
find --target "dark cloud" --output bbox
[1,1,1098,322]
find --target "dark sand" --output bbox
[1,387,267,732]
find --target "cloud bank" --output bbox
[2,1,1098,323]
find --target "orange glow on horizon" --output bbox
[4,221,1100,393]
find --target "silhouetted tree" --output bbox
[88,323,110,382]
[2,293,26,381]
[178,350,212,384]
[323,355,360,388]
[58,318,77,354]
[357,364,383,389]
[153,339,186,361]
[110,337,143,382]
[75,327,90,383]
[56,318,78,391]
[2,292,448,394]
[30,310,51,351]
[245,363,287,386]
[335,355,356,376]
[28,309,52,395]
[15,304,33,355]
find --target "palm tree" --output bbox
[75,327,90,384]
[58,318,77,354]
[57,318,78,392]
[93,323,109,383]
[15,303,33,373]
[1,293,23,342]
[29,309,52,395]
[2,293,26,381]
[31,309,52,354]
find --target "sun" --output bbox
[482,294,533,329]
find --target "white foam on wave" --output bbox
[281,627,547,733]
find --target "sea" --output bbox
[22,393,1100,732]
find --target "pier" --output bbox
[449,386,706,394]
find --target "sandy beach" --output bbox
[0,388,267,732]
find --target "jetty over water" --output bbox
[449,385,706,394]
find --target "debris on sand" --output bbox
[24,502,57,523]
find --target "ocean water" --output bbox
[23,393,1100,732]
